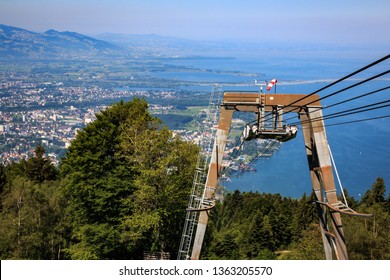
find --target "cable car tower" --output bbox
[177,54,389,260]
[180,89,371,260]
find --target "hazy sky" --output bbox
[1,0,390,45]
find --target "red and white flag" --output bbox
[266,79,277,91]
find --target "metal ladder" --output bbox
[177,85,222,260]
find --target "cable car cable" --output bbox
[298,114,390,129]
[276,54,390,109]
[282,85,390,123]
[291,100,390,126]
[258,69,390,125]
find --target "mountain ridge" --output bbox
[0,24,122,59]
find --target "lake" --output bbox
[160,51,390,199]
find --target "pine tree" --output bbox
[23,145,58,183]
[361,177,386,206]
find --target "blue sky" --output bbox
[1,0,390,45]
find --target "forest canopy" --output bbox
[0,99,389,260]
[0,98,198,259]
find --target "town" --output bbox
[0,78,197,166]
[0,54,281,177]
[0,77,280,177]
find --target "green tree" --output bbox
[60,99,198,259]
[0,177,64,259]
[60,100,143,259]
[242,212,276,258]
[345,178,390,259]
[290,192,316,241]
[217,190,243,230]
[345,204,390,259]
[255,249,276,260]
[206,232,240,260]
[0,146,64,260]
[286,223,325,260]
[219,233,240,259]
[120,124,198,255]
[361,177,386,207]
[23,145,58,183]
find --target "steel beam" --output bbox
[304,108,348,260]
[300,111,334,259]
[191,108,233,260]
[300,108,348,259]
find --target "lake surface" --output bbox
[163,52,390,199]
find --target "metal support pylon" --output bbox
[300,108,348,259]
[184,91,351,260]
[190,107,233,260]
[177,85,222,260]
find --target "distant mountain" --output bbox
[96,33,195,47]
[95,33,225,57]
[0,24,122,59]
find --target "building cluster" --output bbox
[0,106,100,165]
[0,80,155,109]
[0,76,188,166]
